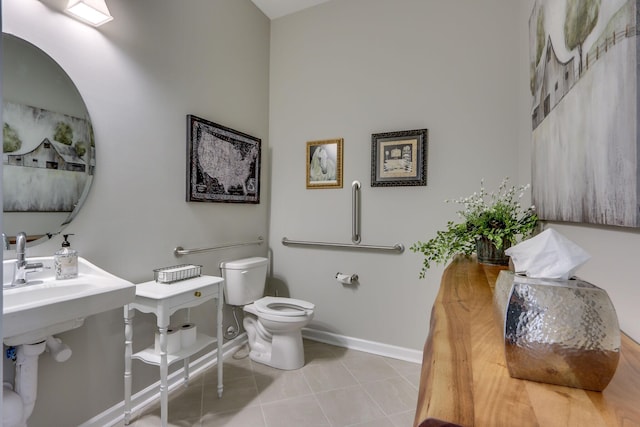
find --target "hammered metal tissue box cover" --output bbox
[493,270,620,391]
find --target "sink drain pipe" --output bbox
[3,336,72,427]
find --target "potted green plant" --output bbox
[410,178,538,278]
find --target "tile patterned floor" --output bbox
[123,340,420,427]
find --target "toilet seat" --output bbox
[254,297,314,317]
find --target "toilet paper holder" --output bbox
[335,272,358,284]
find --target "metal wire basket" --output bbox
[153,264,202,284]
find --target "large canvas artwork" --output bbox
[530,0,639,227]
[2,101,94,212]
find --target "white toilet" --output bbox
[220,257,315,370]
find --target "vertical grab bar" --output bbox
[352,181,361,244]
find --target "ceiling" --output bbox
[38,0,330,21]
[250,0,332,19]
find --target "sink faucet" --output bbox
[9,232,43,287]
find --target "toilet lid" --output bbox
[254,296,315,317]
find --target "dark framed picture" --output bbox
[371,129,428,187]
[306,138,343,189]
[186,115,261,203]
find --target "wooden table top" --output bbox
[414,255,640,427]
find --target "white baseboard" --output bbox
[302,328,423,364]
[79,334,248,427]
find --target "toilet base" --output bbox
[244,316,306,370]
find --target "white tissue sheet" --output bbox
[504,228,590,280]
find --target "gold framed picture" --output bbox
[306,138,343,189]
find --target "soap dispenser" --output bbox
[54,234,78,280]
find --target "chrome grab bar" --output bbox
[174,236,263,257]
[281,237,404,253]
[352,181,361,244]
[282,179,404,253]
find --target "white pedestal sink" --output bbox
[2,256,135,427]
[3,256,135,346]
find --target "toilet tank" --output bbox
[220,257,268,305]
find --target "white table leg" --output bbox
[158,324,169,427]
[124,306,134,425]
[217,290,224,398]
[183,358,190,386]
[184,309,190,386]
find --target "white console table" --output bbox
[123,275,224,427]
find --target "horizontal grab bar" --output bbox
[281,237,404,253]
[174,236,264,257]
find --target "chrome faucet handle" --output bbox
[10,263,43,287]
[25,262,44,272]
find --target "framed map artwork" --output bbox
[186,115,261,203]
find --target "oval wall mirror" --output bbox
[2,33,95,247]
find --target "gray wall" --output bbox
[268,0,523,351]
[3,0,270,425]
[268,0,640,351]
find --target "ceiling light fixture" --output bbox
[65,0,114,27]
